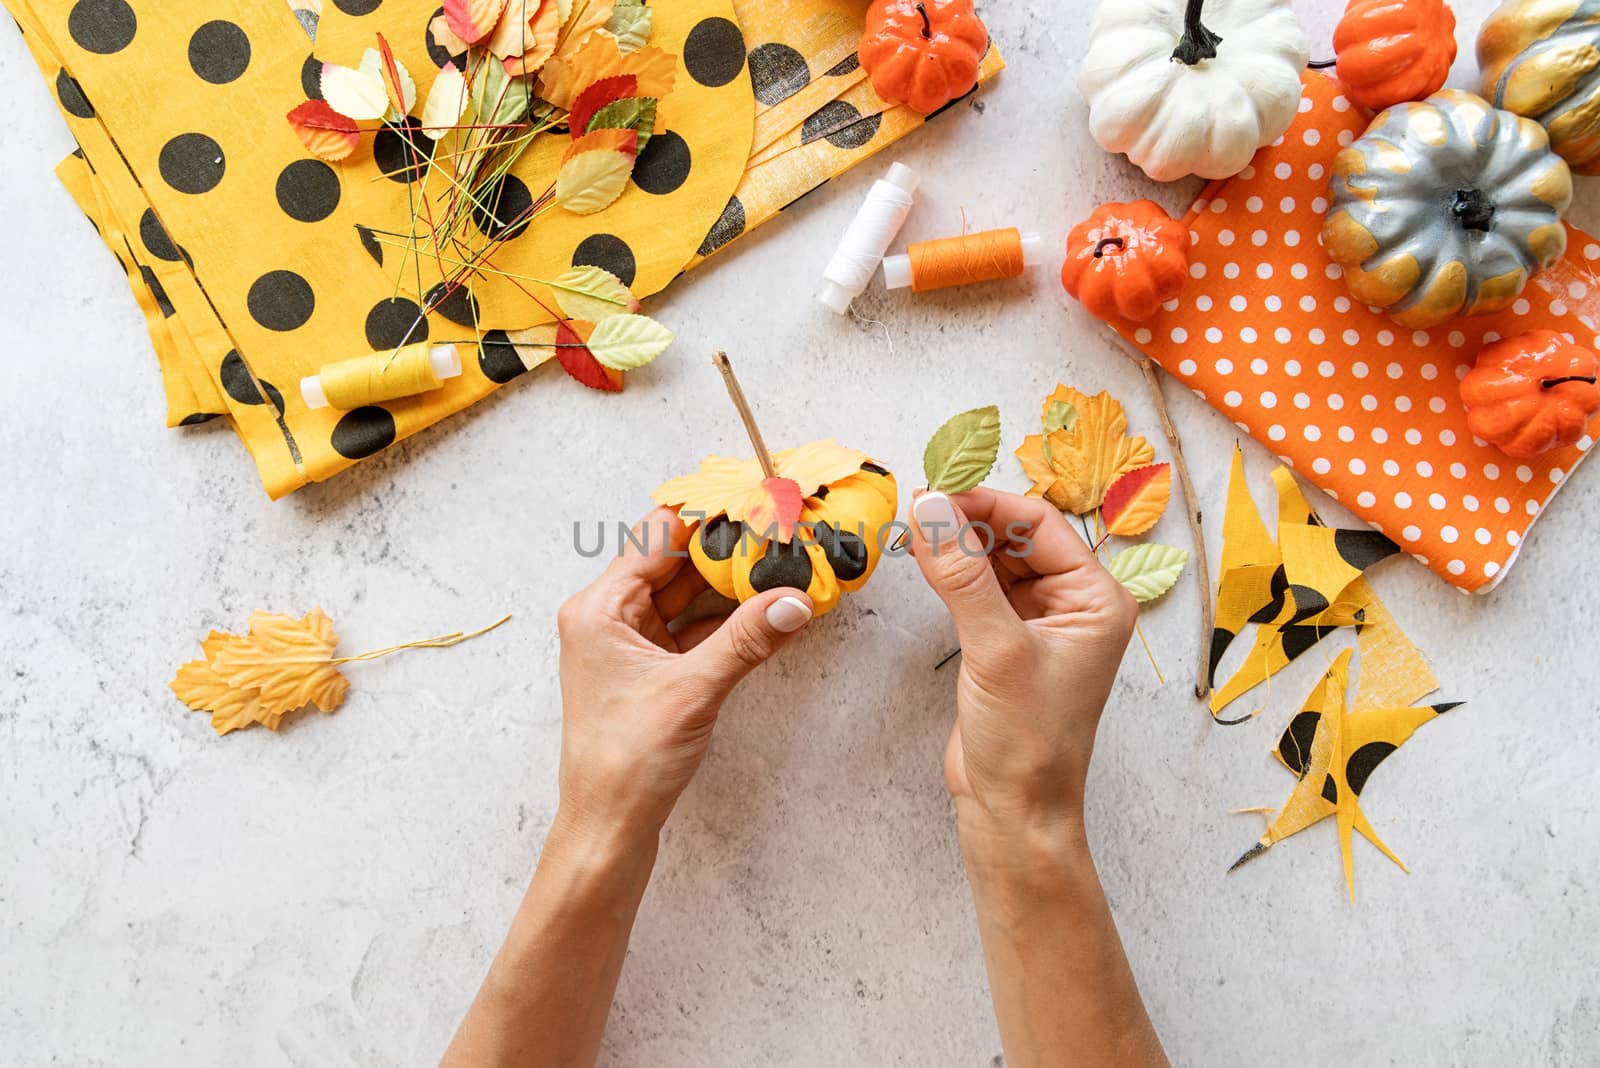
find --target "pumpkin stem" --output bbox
[1171,0,1223,65]
[1541,375,1599,390]
[916,2,931,39]
[1307,58,1337,69]
[1093,237,1126,258]
[1450,188,1496,232]
[712,351,778,480]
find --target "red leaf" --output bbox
[569,75,638,141]
[286,100,360,162]
[1101,463,1173,538]
[555,321,623,392]
[762,477,805,543]
[375,32,409,117]
[444,0,507,45]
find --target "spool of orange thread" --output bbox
[881,227,1043,293]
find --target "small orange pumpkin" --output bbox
[1060,200,1190,323]
[1459,330,1600,457]
[859,0,988,115]
[1329,0,1457,112]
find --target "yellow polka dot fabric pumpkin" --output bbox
[1322,90,1573,328]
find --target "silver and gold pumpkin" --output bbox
[1323,91,1572,329]
[690,463,899,616]
[1479,0,1600,174]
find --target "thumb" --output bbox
[910,492,1019,650]
[681,588,814,699]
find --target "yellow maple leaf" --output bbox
[171,632,276,736]
[1016,386,1153,515]
[653,440,871,524]
[209,609,351,717]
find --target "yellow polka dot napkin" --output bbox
[1112,72,1600,594]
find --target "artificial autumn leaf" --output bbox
[923,405,1002,494]
[375,34,413,119]
[555,320,623,391]
[653,441,872,522]
[420,61,470,139]
[208,609,350,716]
[538,33,675,110]
[586,96,656,149]
[606,0,652,52]
[1231,649,1461,901]
[1040,399,1078,464]
[555,0,619,57]
[569,74,638,139]
[287,100,360,162]
[1107,542,1188,603]
[470,55,531,127]
[321,55,388,120]
[743,477,806,543]
[429,13,471,57]
[172,633,274,736]
[1102,463,1172,538]
[556,141,636,214]
[561,125,638,162]
[502,322,561,372]
[445,0,509,45]
[496,0,563,74]
[551,265,637,322]
[1017,386,1154,515]
[587,313,673,370]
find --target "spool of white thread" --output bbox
[815,162,919,315]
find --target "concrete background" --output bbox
[2,1,1597,1064]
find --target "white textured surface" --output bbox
[3,3,1599,1065]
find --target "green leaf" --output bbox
[471,60,530,128]
[1107,543,1189,604]
[587,313,675,370]
[1041,400,1078,464]
[587,97,657,151]
[923,405,1002,494]
[606,0,653,52]
[551,266,635,322]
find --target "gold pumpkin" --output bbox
[1479,0,1600,174]
[1323,91,1573,329]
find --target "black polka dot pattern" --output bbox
[293,8,319,40]
[825,54,859,77]
[802,101,880,150]
[633,131,691,196]
[248,270,315,331]
[139,209,181,262]
[220,350,285,412]
[426,282,480,327]
[682,17,745,87]
[188,20,251,84]
[750,540,813,593]
[425,6,466,68]
[68,0,136,55]
[365,297,426,350]
[816,523,867,580]
[701,517,743,560]
[332,406,397,459]
[748,43,809,106]
[477,330,526,383]
[159,133,226,194]
[179,412,221,427]
[373,117,433,183]
[55,69,94,118]
[572,233,637,286]
[301,54,323,99]
[275,159,341,222]
[472,175,533,239]
[697,196,745,256]
[333,0,383,14]
[139,266,175,318]
[356,224,384,265]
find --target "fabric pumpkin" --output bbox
[1060,200,1191,322]
[1079,0,1309,182]
[1331,0,1457,111]
[858,0,989,114]
[688,463,899,617]
[1322,90,1572,328]
[1459,330,1600,457]
[1479,0,1600,174]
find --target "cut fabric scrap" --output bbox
[1231,648,1461,901]
[1210,447,1438,717]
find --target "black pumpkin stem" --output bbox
[1171,0,1223,65]
[1094,236,1126,258]
[1307,58,1337,69]
[1451,188,1497,232]
[1541,375,1599,390]
[916,2,931,39]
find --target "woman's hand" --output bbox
[908,488,1138,839]
[555,507,814,847]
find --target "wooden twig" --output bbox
[713,351,776,478]
[1106,331,1215,701]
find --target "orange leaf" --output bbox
[444,0,508,45]
[1102,463,1172,537]
[286,100,360,162]
[743,477,805,543]
[1017,386,1153,515]
[375,33,409,118]
[538,34,675,111]
[561,125,638,164]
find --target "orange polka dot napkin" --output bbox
[1113,72,1600,594]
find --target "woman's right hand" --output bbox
[907,488,1138,842]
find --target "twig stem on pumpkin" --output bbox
[713,351,777,479]
[1107,331,1215,701]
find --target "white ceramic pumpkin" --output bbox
[1080,0,1310,182]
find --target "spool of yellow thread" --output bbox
[300,344,462,411]
[881,227,1043,293]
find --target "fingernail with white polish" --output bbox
[913,491,959,552]
[766,596,813,633]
